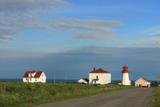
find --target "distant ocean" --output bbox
[0,79,77,83]
[0,79,128,84]
[0,79,158,85]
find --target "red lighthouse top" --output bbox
[122,65,129,73]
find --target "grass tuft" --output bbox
[150,87,160,107]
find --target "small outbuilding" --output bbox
[135,77,151,88]
[89,68,111,85]
[78,78,89,84]
[23,71,46,83]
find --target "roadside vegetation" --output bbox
[150,87,160,107]
[0,82,130,107]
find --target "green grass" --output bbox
[0,82,130,107]
[150,87,160,107]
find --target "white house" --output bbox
[78,78,89,84]
[135,77,151,88]
[89,68,111,85]
[23,71,46,83]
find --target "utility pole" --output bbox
[53,71,56,84]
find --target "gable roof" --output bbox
[23,71,43,78]
[81,78,89,82]
[90,68,110,73]
[136,77,151,83]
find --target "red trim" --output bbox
[90,68,110,73]
[122,66,129,73]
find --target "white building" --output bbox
[78,78,89,84]
[23,71,46,83]
[89,68,111,85]
[135,77,151,88]
[122,66,131,86]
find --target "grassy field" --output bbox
[150,87,160,107]
[0,82,129,107]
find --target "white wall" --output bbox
[89,73,111,85]
[135,78,151,87]
[122,73,131,85]
[78,79,88,84]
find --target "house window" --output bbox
[26,78,29,81]
[96,76,98,79]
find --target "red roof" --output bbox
[23,71,43,78]
[90,68,110,73]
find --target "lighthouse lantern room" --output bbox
[122,65,131,86]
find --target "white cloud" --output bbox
[141,26,160,48]
[50,19,122,40]
[0,0,159,49]
[0,0,69,40]
[0,0,68,12]
[144,26,160,36]
[0,0,121,41]
[118,25,160,48]
[75,31,116,40]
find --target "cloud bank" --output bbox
[0,0,69,40]
[0,0,121,40]
[50,19,122,39]
[0,47,160,80]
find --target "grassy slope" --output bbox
[0,82,129,107]
[150,87,160,107]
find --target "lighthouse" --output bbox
[122,65,131,85]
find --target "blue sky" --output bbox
[0,0,160,80]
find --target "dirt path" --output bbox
[34,88,153,107]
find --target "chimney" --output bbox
[93,67,96,71]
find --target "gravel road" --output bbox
[34,88,153,107]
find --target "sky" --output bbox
[0,0,160,80]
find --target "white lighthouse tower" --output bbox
[122,65,131,86]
